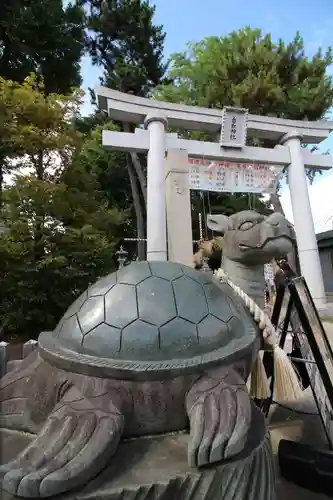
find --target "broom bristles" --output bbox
[248,346,303,403]
[248,352,270,399]
[214,265,304,403]
[273,345,303,402]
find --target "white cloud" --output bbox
[280,169,333,234]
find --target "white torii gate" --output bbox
[95,86,333,310]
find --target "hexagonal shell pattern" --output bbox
[160,317,199,358]
[77,296,105,335]
[62,291,88,320]
[49,261,258,374]
[82,323,121,358]
[149,261,184,281]
[120,320,159,360]
[105,284,138,329]
[88,274,117,297]
[203,282,233,322]
[197,315,229,352]
[137,277,177,326]
[172,276,208,323]
[58,314,83,349]
[117,261,151,285]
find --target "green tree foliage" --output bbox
[0,0,85,94]
[0,75,83,205]
[85,0,167,96]
[155,28,333,120]
[0,169,124,340]
[80,0,168,258]
[155,28,333,220]
[77,122,135,239]
[0,0,85,221]
[0,75,82,165]
[0,76,125,339]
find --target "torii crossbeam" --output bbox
[96,86,333,310]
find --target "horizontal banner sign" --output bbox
[188,158,282,194]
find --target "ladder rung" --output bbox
[289,356,317,365]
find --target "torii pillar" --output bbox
[281,131,326,309]
[144,112,168,261]
[95,86,332,309]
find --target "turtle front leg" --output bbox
[186,365,251,468]
[0,383,125,498]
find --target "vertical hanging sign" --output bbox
[220,106,248,149]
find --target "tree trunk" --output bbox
[35,150,44,180]
[269,193,298,273]
[33,151,45,260]
[0,162,3,212]
[130,151,147,206]
[122,122,147,206]
[127,159,145,261]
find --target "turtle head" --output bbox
[207,210,295,266]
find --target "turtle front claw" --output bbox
[0,386,124,498]
[186,366,252,468]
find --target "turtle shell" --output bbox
[38,261,259,380]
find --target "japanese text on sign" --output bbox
[230,116,237,140]
[188,158,282,194]
[220,107,248,148]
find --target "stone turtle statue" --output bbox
[0,261,272,499]
[207,210,295,309]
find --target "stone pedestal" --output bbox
[0,403,276,500]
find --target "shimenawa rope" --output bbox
[214,268,304,402]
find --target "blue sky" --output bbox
[81,0,333,114]
[79,0,333,232]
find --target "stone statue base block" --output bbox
[1,404,276,500]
